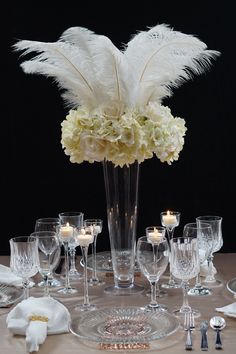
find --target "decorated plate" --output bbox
[0,284,24,307]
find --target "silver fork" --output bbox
[184,311,195,350]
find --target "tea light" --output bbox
[93,225,101,234]
[148,228,163,243]
[77,228,93,247]
[59,222,73,240]
[162,211,177,227]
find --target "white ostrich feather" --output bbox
[124,24,220,107]
[14,24,220,111]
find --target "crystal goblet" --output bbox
[9,236,39,299]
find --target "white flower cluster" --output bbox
[61,102,187,167]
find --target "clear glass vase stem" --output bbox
[180,281,191,312]
[64,242,71,289]
[92,234,98,281]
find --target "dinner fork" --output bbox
[184,311,195,350]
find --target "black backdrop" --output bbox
[3,1,235,255]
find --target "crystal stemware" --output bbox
[136,235,169,311]
[84,218,104,286]
[34,217,62,287]
[196,216,223,287]
[183,222,213,296]
[170,236,200,318]
[160,211,181,289]
[73,225,96,311]
[30,231,60,297]
[58,211,84,280]
[9,236,39,299]
[57,223,78,295]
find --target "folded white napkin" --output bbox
[6,296,71,352]
[0,264,34,287]
[216,302,236,318]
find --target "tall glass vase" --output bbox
[103,159,144,295]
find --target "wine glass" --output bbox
[58,211,84,280]
[196,216,223,287]
[73,225,96,311]
[145,226,168,298]
[30,231,60,297]
[136,235,169,311]
[160,210,181,289]
[84,219,104,286]
[57,223,78,295]
[9,236,39,299]
[34,217,62,287]
[170,236,200,318]
[183,223,213,296]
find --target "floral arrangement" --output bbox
[14,24,220,167]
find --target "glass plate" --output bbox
[70,306,180,347]
[0,285,24,307]
[80,251,140,273]
[226,277,236,295]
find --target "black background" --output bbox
[2,1,235,255]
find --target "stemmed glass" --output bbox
[196,216,223,287]
[73,225,95,311]
[170,236,200,318]
[34,217,62,287]
[30,231,60,297]
[58,211,84,279]
[136,235,169,311]
[84,219,104,286]
[183,222,213,296]
[57,223,78,295]
[160,210,181,289]
[9,236,39,299]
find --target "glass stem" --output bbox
[180,281,191,313]
[64,242,71,289]
[150,281,158,306]
[43,274,49,296]
[69,247,77,272]
[195,273,202,288]
[92,234,98,281]
[22,278,30,299]
[81,245,89,306]
[205,254,216,282]
[167,228,176,285]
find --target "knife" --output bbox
[200,320,209,351]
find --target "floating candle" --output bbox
[162,211,177,228]
[77,228,93,247]
[59,222,74,240]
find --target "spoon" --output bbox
[210,316,226,349]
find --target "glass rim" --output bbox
[184,222,212,229]
[58,211,84,217]
[196,215,222,221]
[160,211,181,215]
[35,217,60,223]
[9,236,37,242]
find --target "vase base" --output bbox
[104,283,144,296]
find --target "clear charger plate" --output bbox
[80,251,140,273]
[226,277,236,295]
[70,306,180,349]
[0,284,24,307]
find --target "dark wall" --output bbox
[2,1,234,254]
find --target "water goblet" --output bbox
[196,216,223,287]
[160,210,181,289]
[57,223,78,295]
[170,236,200,318]
[34,217,62,287]
[73,225,96,311]
[136,235,169,311]
[84,219,104,286]
[183,222,213,296]
[9,236,39,299]
[30,231,60,297]
[58,211,84,280]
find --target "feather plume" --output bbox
[123,24,220,107]
[13,24,220,112]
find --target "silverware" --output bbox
[200,320,209,351]
[184,311,195,350]
[210,316,226,349]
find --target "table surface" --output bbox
[0,253,236,354]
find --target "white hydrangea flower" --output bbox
[61,102,187,167]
